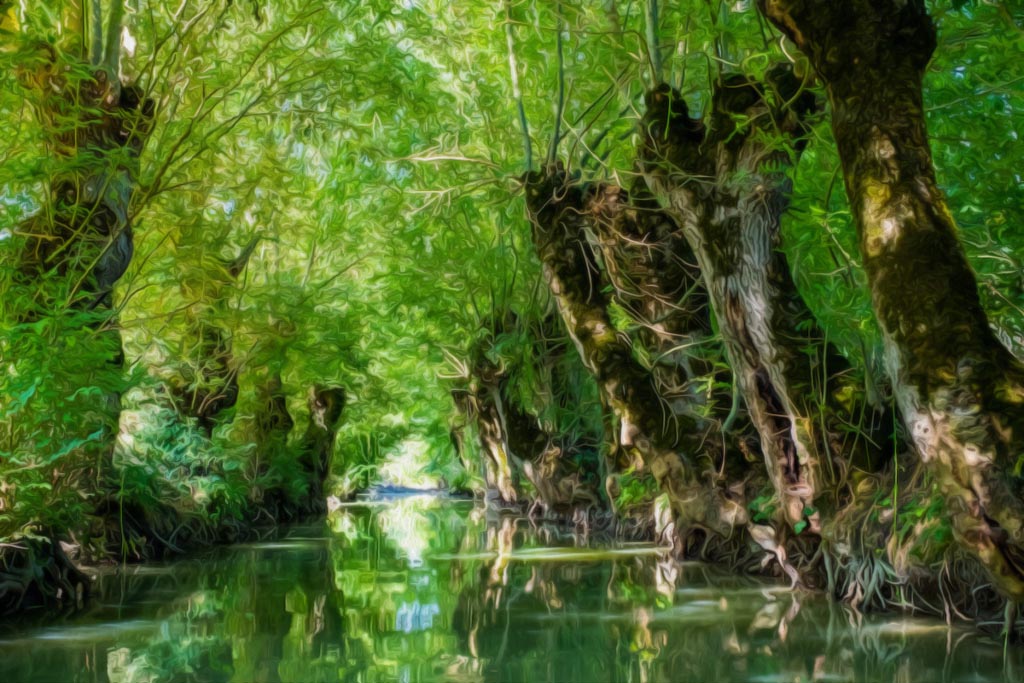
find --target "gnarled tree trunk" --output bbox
[172,235,261,435]
[759,0,1024,599]
[588,183,733,444]
[7,15,152,500]
[296,385,346,514]
[0,537,89,617]
[457,350,522,505]
[524,169,746,539]
[246,371,296,517]
[17,64,149,316]
[640,68,870,533]
[453,316,603,512]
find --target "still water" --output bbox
[0,497,1018,682]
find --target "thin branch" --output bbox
[227,233,263,278]
[675,14,691,90]
[103,0,125,76]
[297,254,372,307]
[403,151,502,170]
[645,0,663,84]
[89,0,103,65]
[505,0,532,172]
[548,0,567,166]
[926,75,1024,111]
[140,9,324,206]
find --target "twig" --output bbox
[645,0,663,84]
[505,0,532,171]
[548,0,567,165]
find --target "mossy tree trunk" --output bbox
[639,68,869,534]
[5,3,151,499]
[172,235,262,435]
[248,371,295,515]
[15,6,148,315]
[524,169,747,538]
[588,183,733,444]
[759,0,1024,599]
[296,385,346,514]
[454,317,602,512]
[458,351,521,505]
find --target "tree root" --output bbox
[0,536,90,617]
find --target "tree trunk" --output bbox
[248,372,296,516]
[0,537,89,617]
[588,183,732,443]
[17,48,150,316]
[524,169,747,538]
[759,0,1024,599]
[296,385,346,514]
[461,349,522,505]
[6,39,152,494]
[640,68,864,532]
[454,321,603,512]
[172,236,261,434]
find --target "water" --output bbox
[0,497,1018,682]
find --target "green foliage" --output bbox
[115,385,249,521]
[0,308,125,537]
[0,0,1021,557]
[615,470,660,511]
[747,493,778,525]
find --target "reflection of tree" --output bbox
[277,543,345,682]
[327,499,480,681]
[5,504,1020,682]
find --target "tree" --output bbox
[758,0,1024,600]
[0,0,364,586]
[0,0,150,544]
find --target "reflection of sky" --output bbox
[395,600,441,633]
[376,495,439,568]
[373,498,447,635]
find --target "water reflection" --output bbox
[0,496,1019,682]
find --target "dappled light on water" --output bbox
[0,499,1019,682]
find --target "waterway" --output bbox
[0,496,1018,682]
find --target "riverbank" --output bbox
[0,495,323,618]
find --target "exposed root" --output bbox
[0,536,90,617]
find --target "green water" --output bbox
[0,497,1018,683]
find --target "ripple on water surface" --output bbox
[0,498,1019,683]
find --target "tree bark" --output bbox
[640,68,871,533]
[454,317,603,511]
[456,348,520,501]
[172,236,261,434]
[296,385,346,514]
[759,0,1024,599]
[247,372,296,516]
[588,182,730,441]
[18,54,150,314]
[7,39,152,488]
[524,169,747,538]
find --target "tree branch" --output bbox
[89,0,103,65]
[645,0,663,84]
[226,233,263,279]
[505,0,532,172]
[103,0,125,76]
[548,0,566,166]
